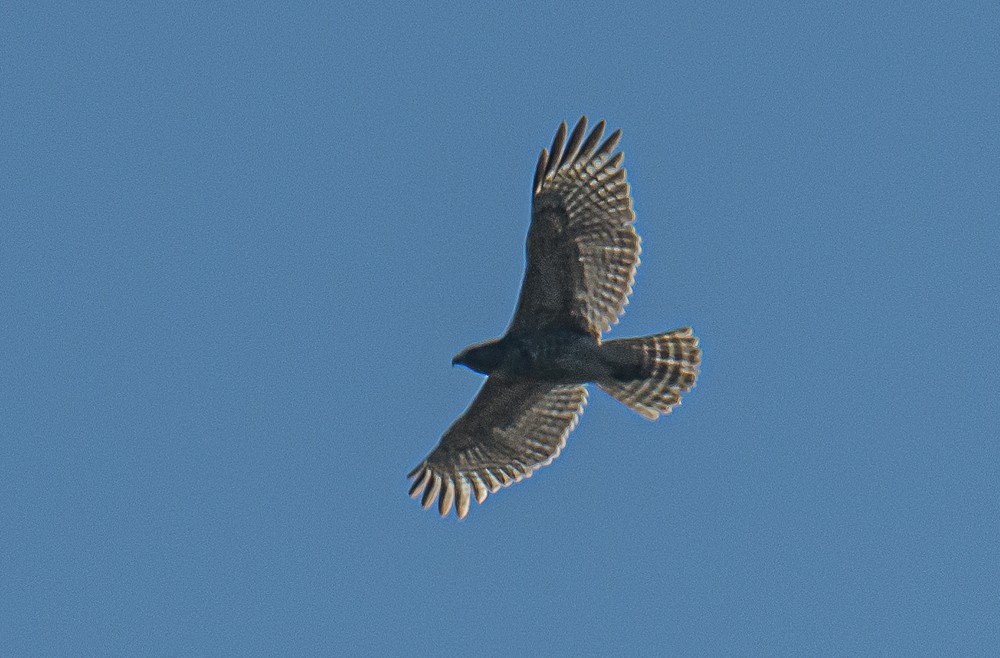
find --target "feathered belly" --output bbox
[501,333,608,383]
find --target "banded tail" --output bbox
[598,327,700,420]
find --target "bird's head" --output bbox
[452,338,504,375]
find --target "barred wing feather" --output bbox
[408,377,588,519]
[509,116,641,338]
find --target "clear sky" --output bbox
[3,2,998,655]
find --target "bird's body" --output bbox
[409,117,701,519]
[456,330,614,383]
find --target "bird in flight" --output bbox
[409,117,700,519]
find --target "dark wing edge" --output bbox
[407,378,588,520]
[512,116,641,338]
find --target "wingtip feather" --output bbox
[533,148,548,194]
[455,477,471,519]
[438,477,455,516]
[408,467,430,498]
[421,474,441,509]
[557,116,588,170]
[595,128,622,161]
[545,121,567,180]
[577,119,606,162]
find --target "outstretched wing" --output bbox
[408,377,588,519]
[508,116,641,339]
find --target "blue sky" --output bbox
[3,2,998,654]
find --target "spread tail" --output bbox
[598,327,700,420]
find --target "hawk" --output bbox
[409,117,700,519]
